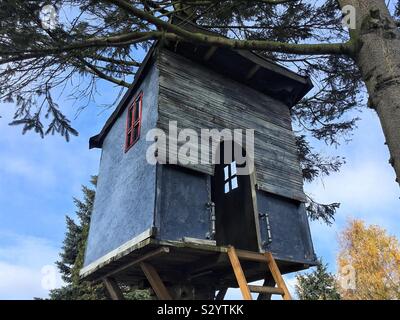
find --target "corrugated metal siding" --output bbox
[157,49,305,202]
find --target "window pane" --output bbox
[128,107,133,127]
[231,177,238,190]
[134,102,140,121]
[126,132,131,147]
[224,166,229,181]
[224,182,230,194]
[231,161,237,175]
[133,125,140,142]
[125,94,143,152]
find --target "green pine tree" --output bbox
[295,259,341,300]
[49,176,150,300]
[49,176,107,300]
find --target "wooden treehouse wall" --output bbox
[157,49,305,202]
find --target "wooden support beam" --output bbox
[103,277,125,300]
[215,288,228,300]
[140,262,172,300]
[227,246,252,300]
[103,246,170,279]
[203,46,217,61]
[264,252,292,300]
[245,65,261,80]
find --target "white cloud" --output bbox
[0,232,63,300]
[302,110,400,275]
[0,157,56,187]
[307,160,398,212]
[0,262,50,300]
[0,102,103,195]
[306,158,400,264]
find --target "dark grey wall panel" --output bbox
[257,190,316,264]
[84,63,159,266]
[155,165,211,241]
[157,49,305,202]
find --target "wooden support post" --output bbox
[103,277,125,300]
[264,252,292,300]
[257,276,276,300]
[215,288,228,300]
[140,262,172,300]
[227,246,252,300]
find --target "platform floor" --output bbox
[80,238,313,290]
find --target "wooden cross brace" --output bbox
[102,246,172,300]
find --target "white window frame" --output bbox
[224,161,238,194]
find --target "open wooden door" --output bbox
[212,141,261,252]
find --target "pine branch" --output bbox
[0,31,161,64]
[89,54,140,67]
[105,0,354,56]
[175,0,296,5]
[78,58,131,88]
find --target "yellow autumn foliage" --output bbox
[338,219,400,300]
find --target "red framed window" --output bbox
[125,92,143,152]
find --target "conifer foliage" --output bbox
[49,176,150,300]
[49,176,107,299]
[295,259,341,300]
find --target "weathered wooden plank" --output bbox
[157,100,298,151]
[157,92,297,146]
[157,48,305,201]
[158,72,295,138]
[156,113,301,167]
[158,90,291,132]
[256,168,304,188]
[158,51,292,123]
[158,84,292,131]
[257,180,305,202]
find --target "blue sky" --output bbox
[0,76,399,299]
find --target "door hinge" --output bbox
[259,212,272,245]
[205,202,216,240]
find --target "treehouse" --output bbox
[80,20,317,300]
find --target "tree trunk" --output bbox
[340,0,400,187]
